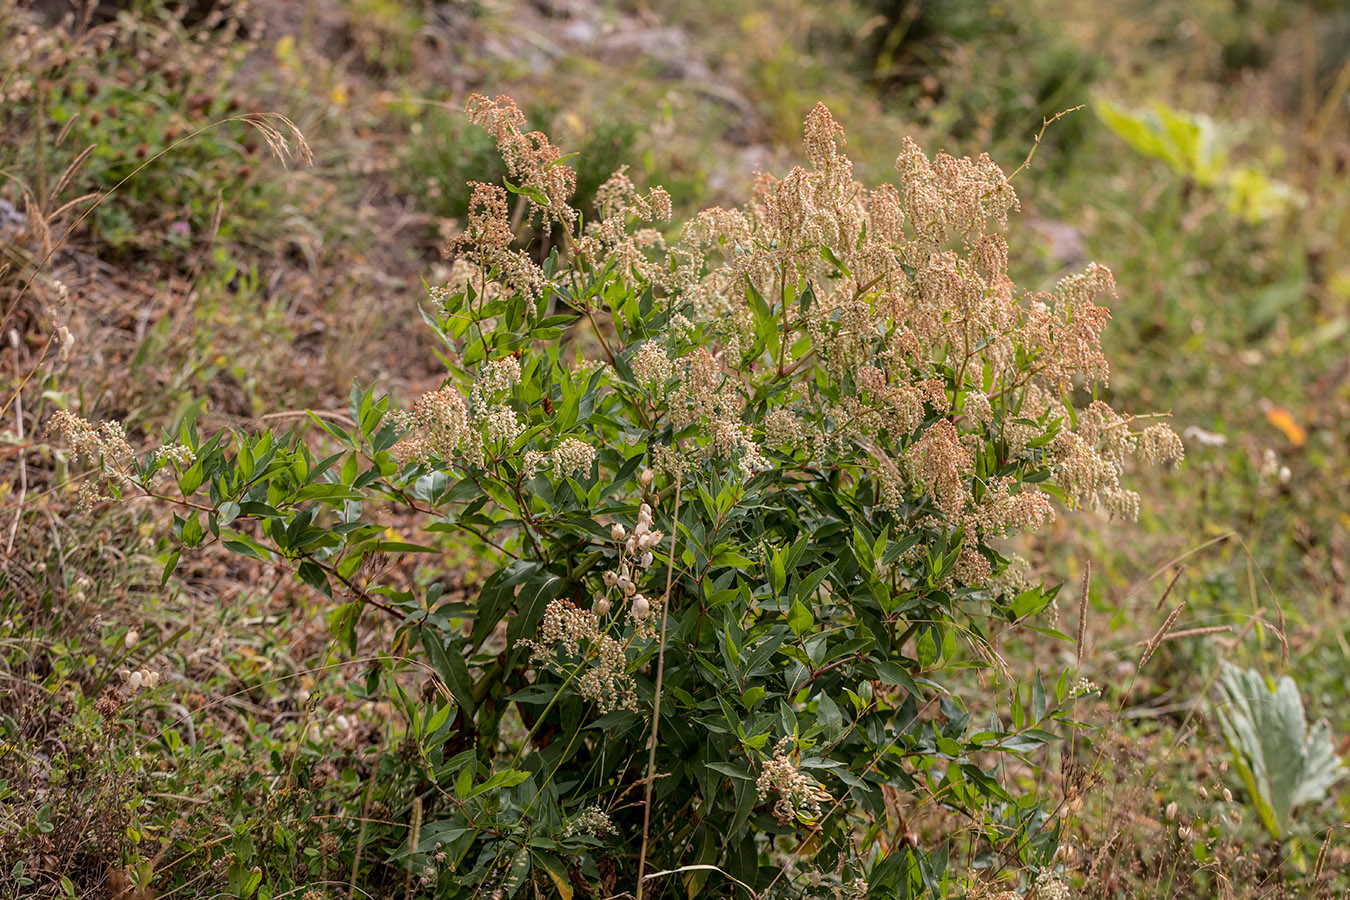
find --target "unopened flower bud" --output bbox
[639,469,654,487]
[1164,801,1178,821]
[124,630,139,649]
[611,523,626,541]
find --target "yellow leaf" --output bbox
[1264,406,1306,447]
[536,855,573,900]
[275,35,297,68]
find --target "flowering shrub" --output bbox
[50,96,1181,897]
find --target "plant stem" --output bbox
[636,465,683,899]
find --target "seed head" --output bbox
[630,594,650,620]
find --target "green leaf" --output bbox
[297,560,331,598]
[424,634,475,714]
[327,601,362,653]
[786,600,813,638]
[916,629,938,670]
[159,548,181,586]
[819,244,851,277]
[768,549,786,597]
[816,691,843,735]
[218,500,241,527]
[1212,664,1345,839]
[705,761,754,781]
[178,460,204,495]
[709,549,757,569]
[533,852,573,900]
[503,177,551,208]
[871,660,919,696]
[502,847,531,898]
[423,702,454,742]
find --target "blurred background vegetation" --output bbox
[2,0,1349,896]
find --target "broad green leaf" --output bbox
[1213,664,1345,839]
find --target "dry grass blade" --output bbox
[1273,590,1289,668]
[638,865,757,899]
[1139,602,1186,668]
[1134,625,1232,646]
[22,192,52,259]
[240,112,313,168]
[1076,560,1091,664]
[47,191,101,224]
[51,144,96,200]
[1154,564,1185,611]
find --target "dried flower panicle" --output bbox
[443,182,547,301]
[465,94,577,227]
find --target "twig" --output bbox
[1008,105,1085,181]
[1139,602,1186,668]
[1154,565,1186,611]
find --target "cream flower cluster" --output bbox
[45,411,192,511]
[756,736,831,826]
